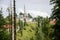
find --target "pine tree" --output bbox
[35,16,44,40]
[0,8,10,40]
[50,0,60,40]
[0,8,5,29]
[19,13,24,36]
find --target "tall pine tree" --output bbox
[50,0,60,40]
[0,8,10,40]
[0,8,5,29]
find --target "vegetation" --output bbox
[0,8,54,40]
[1,0,60,40]
[50,0,60,40]
[0,8,10,40]
[16,16,53,40]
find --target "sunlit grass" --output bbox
[17,23,36,40]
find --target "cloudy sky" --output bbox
[0,0,53,18]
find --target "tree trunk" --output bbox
[13,0,16,40]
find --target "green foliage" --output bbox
[17,16,53,40]
[50,0,60,40]
[28,13,32,18]
[0,30,10,40]
[0,8,10,40]
[0,9,5,28]
[35,16,44,40]
[50,0,60,20]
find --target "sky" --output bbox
[0,0,53,18]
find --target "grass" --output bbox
[17,22,37,40]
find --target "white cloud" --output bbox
[27,10,50,17]
[0,4,8,10]
[0,4,8,18]
[0,4,50,18]
[17,9,50,18]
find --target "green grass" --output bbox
[17,23,37,40]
